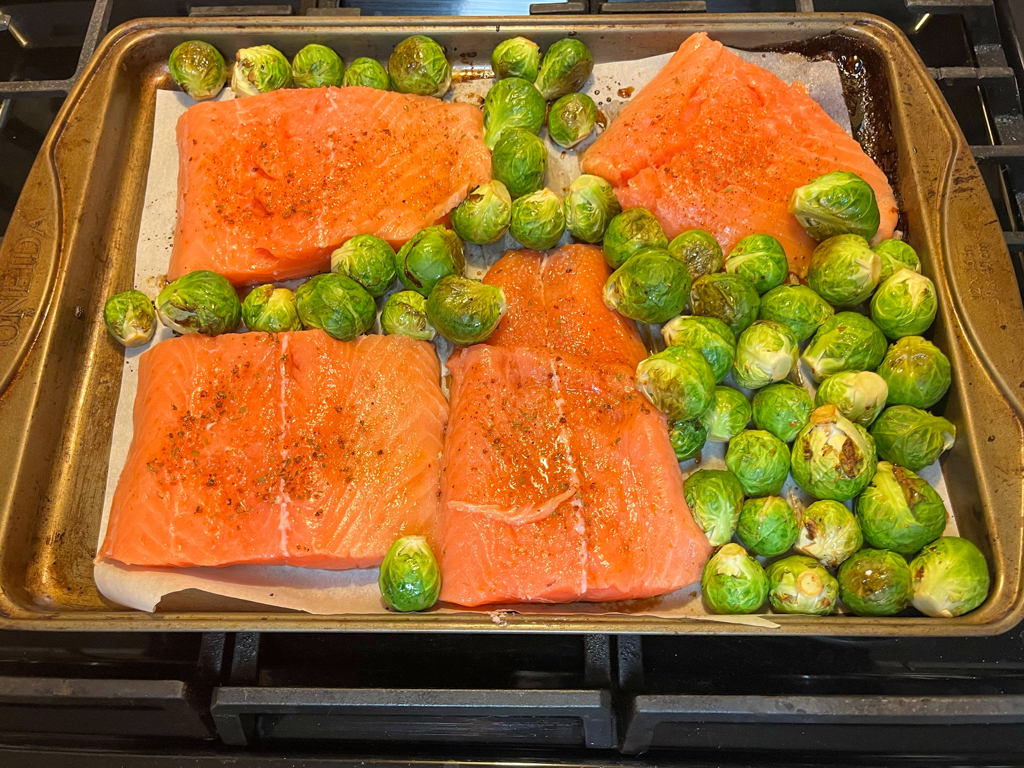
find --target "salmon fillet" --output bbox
[170,87,491,285]
[581,33,898,277]
[100,331,448,569]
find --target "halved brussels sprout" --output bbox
[767,555,839,615]
[451,181,513,245]
[788,171,881,241]
[535,38,594,101]
[661,315,736,384]
[911,537,990,618]
[381,290,436,341]
[291,44,344,88]
[241,285,301,333]
[635,345,716,421]
[837,548,913,617]
[157,271,241,336]
[491,37,541,82]
[873,239,921,282]
[738,496,798,557]
[425,275,506,345]
[732,320,799,390]
[104,289,157,347]
[790,405,877,501]
[794,499,863,569]
[491,128,547,199]
[800,311,887,382]
[378,535,441,612]
[807,234,881,307]
[388,35,451,97]
[751,381,814,443]
[870,269,938,339]
[725,234,788,294]
[690,273,761,337]
[168,40,226,100]
[395,225,466,296]
[700,385,752,443]
[548,93,597,149]
[564,175,621,244]
[296,273,376,341]
[856,461,947,556]
[603,248,691,324]
[232,45,293,97]
[876,336,951,410]
[669,418,708,462]
[758,284,834,342]
[510,188,566,250]
[683,469,745,546]
[725,429,791,497]
[343,57,391,90]
[668,229,723,283]
[602,208,668,269]
[483,76,546,149]
[870,405,955,471]
[814,370,888,426]
[331,234,398,298]
[701,543,769,615]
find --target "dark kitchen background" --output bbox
[2,0,1024,766]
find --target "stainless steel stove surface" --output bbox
[2,1,1024,765]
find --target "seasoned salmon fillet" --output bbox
[170,87,491,285]
[581,33,898,277]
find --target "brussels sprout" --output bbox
[491,128,547,199]
[509,188,566,250]
[700,386,752,443]
[378,535,441,612]
[635,345,716,421]
[548,92,597,149]
[795,499,863,569]
[683,469,745,546]
[535,38,594,101]
[451,181,513,245]
[801,311,887,382]
[767,555,839,615]
[483,76,546,149]
[168,40,226,100]
[564,175,621,244]
[788,171,881,241]
[758,284,834,342]
[873,239,921,283]
[870,269,937,339]
[330,234,398,298]
[296,273,376,341]
[231,45,292,97]
[343,57,391,90]
[876,336,951,410]
[790,405,877,501]
[291,44,344,88]
[725,234,788,294]
[856,461,947,556]
[156,271,241,336]
[602,208,668,269]
[725,429,791,497]
[491,37,541,82]
[732,320,799,390]
[425,275,506,345]
[701,543,769,615]
[603,248,691,324]
[690,273,761,336]
[807,235,881,307]
[104,290,157,347]
[752,381,814,443]
[395,225,466,296]
[837,548,913,616]
[870,405,955,471]
[388,35,451,97]
[738,496,798,557]
[815,370,888,426]
[381,290,436,341]
[668,229,723,283]
[911,537,990,618]
[669,418,708,462]
[662,315,737,384]
[241,285,301,333]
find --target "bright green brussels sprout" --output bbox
[603,248,691,324]
[873,239,921,283]
[491,37,541,82]
[788,171,881,241]
[725,234,788,294]
[725,429,791,497]
[807,234,881,307]
[701,543,769,615]
[738,496,798,557]
[668,229,723,283]
[856,461,947,556]
[156,271,241,336]
[790,405,877,501]
[535,38,594,101]
[794,499,862,569]
[661,315,736,384]
[343,57,391,89]
[814,370,888,426]
[700,386,751,443]
[732,320,798,390]
[635,345,716,422]
[837,548,913,616]
[241,285,301,333]
[870,405,955,471]
[425,275,506,345]
[378,535,441,611]
[483,76,546,149]
[491,128,547,199]
[751,381,814,443]
[296,273,375,341]
[395,225,466,296]
[231,45,292,97]
[876,336,951,410]
[509,188,565,250]
[758,284,834,342]
[330,234,398,298]
[381,290,436,341]
[291,44,344,88]
[870,269,937,339]
[669,418,707,461]
[104,290,157,347]
[548,92,597,149]
[767,555,839,615]
[564,175,621,244]
[683,469,745,546]
[800,311,887,382]
[388,35,451,97]
[451,181,512,245]
[602,208,668,269]
[911,537,990,618]
[690,273,761,336]
[168,40,226,100]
